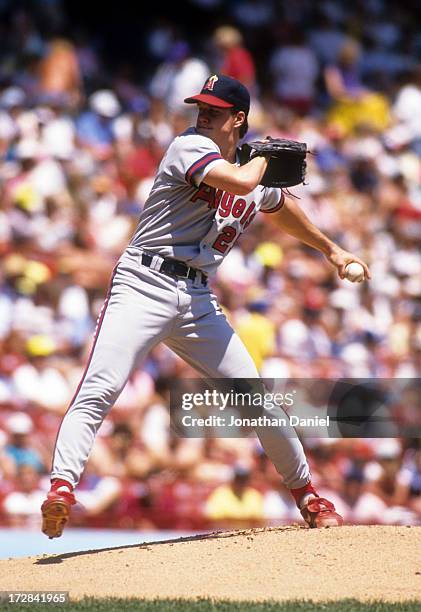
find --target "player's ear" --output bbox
[233,110,246,130]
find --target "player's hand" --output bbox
[326,246,371,280]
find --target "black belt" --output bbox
[141,253,207,284]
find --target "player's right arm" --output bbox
[172,130,268,195]
[203,156,268,196]
[273,195,371,280]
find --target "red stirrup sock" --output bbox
[290,482,318,507]
[51,478,74,493]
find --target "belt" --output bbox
[141,253,207,284]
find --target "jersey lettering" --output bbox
[191,186,256,226]
[190,185,214,206]
[213,188,223,210]
[212,226,237,253]
[190,185,224,210]
[219,192,235,217]
[232,198,246,218]
[240,202,256,227]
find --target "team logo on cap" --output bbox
[204,75,218,91]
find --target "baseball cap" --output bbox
[184,74,250,114]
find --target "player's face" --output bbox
[195,102,240,141]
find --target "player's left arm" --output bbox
[273,195,371,280]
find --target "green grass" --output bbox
[1,599,420,612]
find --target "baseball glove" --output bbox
[241,137,308,188]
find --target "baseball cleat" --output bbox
[41,490,76,539]
[300,496,343,528]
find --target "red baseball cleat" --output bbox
[300,496,344,528]
[41,486,76,539]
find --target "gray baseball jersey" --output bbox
[130,128,284,275]
[51,127,310,492]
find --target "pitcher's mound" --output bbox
[1,526,420,602]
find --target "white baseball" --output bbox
[344,262,365,283]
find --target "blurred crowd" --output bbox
[0,0,420,531]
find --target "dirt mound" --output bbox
[1,526,420,602]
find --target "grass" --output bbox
[1,599,420,611]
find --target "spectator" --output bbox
[391,65,421,150]
[229,0,275,35]
[0,429,16,481]
[149,41,209,113]
[235,296,276,371]
[353,439,418,524]
[11,335,72,413]
[76,90,121,158]
[37,38,82,106]
[394,444,421,517]
[213,26,256,90]
[205,465,264,528]
[270,29,319,115]
[4,412,46,473]
[340,466,366,522]
[309,14,348,66]
[90,422,155,480]
[74,469,123,521]
[0,87,26,151]
[2,463,45,527]
[263,480,300,525]
[324,39,391,135]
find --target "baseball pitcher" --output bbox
[42,75,370,538]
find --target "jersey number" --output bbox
[212,226,237,254]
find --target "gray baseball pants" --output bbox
[51,247,310,489]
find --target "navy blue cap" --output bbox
[184,74,250,115]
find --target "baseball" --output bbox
[345,262,365,283]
